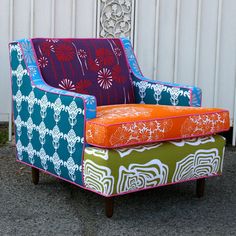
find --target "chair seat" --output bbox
[86,104,230,148]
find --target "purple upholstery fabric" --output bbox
[31,38,135,106]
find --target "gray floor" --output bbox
[0,143,236,236]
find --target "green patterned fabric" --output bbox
[83,135,225,196]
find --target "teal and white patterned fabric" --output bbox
[121,38,202,107]
[10,40,96,185]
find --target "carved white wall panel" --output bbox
[96,0,135,43]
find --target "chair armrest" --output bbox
[9,40,96,185]
[132,74,202,107]
[120,37,202,107]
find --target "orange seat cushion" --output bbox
[86,104,230,148]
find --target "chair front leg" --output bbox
[32,167,39,185]
[196,178,205,198]
[105,197,114,218]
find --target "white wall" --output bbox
[1,0,236,142]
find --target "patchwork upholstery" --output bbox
[86,104,230,148]
[84,135,226,196]
[32,38,135,106]
[9,37,229,205]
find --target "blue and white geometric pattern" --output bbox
[121,38,202,107]
[10,40,97,185]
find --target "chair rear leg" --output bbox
[196,178,205,198]
[105,197,114,218]
[32,167,39,185]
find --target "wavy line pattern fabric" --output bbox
[86,104,230,148]
[83,135,226,196]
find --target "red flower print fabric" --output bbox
[95,48,115,66]
[32,38,134,106]
[75,80,92,94]
[54,43,75,62]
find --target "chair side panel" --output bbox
[9,42,86,186]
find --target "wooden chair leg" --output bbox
[196,178,205,198]
[32,167,39,185]
[105,197,114,218]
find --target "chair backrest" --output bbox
[31,38,135,106]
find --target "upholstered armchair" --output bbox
[9,38,229,217]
